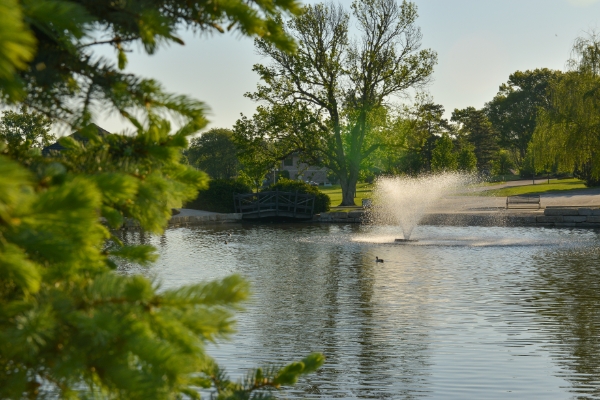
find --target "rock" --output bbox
[544,208,580,216]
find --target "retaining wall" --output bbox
[315,208,600,228]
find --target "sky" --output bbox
[95,0,600,134]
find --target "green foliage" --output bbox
[0,0,303,128]
[243,0,436,205]
[430,133,457,172]
[0,0,325,397]
[186,128,240,180]
[0,106,54,158]
[263,178,330,214]
[531,32,600,187]
[186,178,252,213]
[491,149,515,176]
[451,107,499,172]
[457,143,477,173]
[485,68,561,166]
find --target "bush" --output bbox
[186,179,252,213]
[263,178,330,214]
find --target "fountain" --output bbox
[367,173,474,241]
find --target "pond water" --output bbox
[119,224,600,399]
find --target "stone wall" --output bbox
[535,207,600,228]
[315,208,600,228]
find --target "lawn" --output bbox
[320,183,374,209]
[479,178,589,197]
[318,178,592,210]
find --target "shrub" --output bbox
[263,178,330,214]
[186,179,252,213]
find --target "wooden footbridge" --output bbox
[233,190,316,220]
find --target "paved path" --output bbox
[432,180,600,214]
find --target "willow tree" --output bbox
[531,33,600,185]
[242,0,436,206]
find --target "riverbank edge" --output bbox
[120,207,600,229]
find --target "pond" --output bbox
[119,224,600,399]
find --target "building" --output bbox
[42,124,110,156]
[280,153,329,184]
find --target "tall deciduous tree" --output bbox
[451,107,498,172]
[531,32,600,186]
[186,128,239,179]
[0,106,54,151]
[485,68,561,167]
[243,0,436,205]
[431,133,457,172]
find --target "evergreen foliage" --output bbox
[186,179,252,213]
[0,0,325,397]
[451,107,499,172]
[0,120,324,398]
[263,178,330,214]
[0,0,303,128]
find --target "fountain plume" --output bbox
[367,173,474,240]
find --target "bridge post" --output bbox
[276,189,279,217]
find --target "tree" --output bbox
[0,0,325,397]
[1,0,302,130]
[431,133,457,172]
[0,106,54,153]
[531,32,600,186]
[186,128,239,180]
[243,0,436,205]
[491,149,515,176]
[456,143,477,172]
[485,69,561,167]
[451,107,498,172]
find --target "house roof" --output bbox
[42,123,110,156]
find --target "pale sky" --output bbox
[95,0,600,134]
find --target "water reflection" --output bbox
[527,244,600,398]
[115,224,600,399]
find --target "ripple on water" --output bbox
[117,224,600,399]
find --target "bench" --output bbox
[506,195,541,209]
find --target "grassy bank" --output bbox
[479,178,588,197]
[320,183,374,209]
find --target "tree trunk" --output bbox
[339,175,358,206]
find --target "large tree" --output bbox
[531,33,600,186]
[485,68,561,167]
[242,0,436,205]
[451,107,499,172]
[0,105,54,152]
[187,128,239,179]
[0,0,325,398]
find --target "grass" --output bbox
[318,178,592,210]
[479,178,588,197]
[319,183,374,210]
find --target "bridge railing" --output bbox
[233,190,316,219]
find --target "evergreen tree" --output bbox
[451,107,499,172]
[0,1,324,398]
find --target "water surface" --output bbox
[119,224,600,399]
